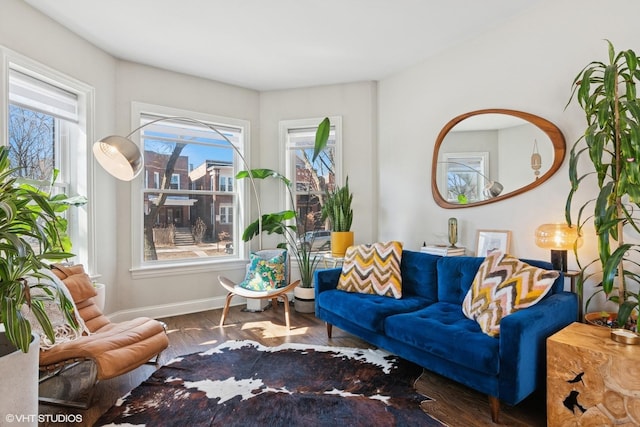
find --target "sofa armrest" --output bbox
[497,291,577,404]
[314,268,342,297]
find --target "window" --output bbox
[131,103,250,267]
[281,117,342,245]
[3,51,93,269]
[219,175,233,192]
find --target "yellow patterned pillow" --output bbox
[463,252,559,337]
[337,241,403,299]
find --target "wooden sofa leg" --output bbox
[488,395,500,423]
[326,323,333,338]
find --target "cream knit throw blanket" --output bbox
[22,269,89,350]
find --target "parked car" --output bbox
[297,230,331,252]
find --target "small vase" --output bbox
[448,218,458,248]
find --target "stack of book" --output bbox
[420,244,466,257]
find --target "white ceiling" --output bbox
[25,0,542,91]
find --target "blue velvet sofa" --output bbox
[314,250,577,423]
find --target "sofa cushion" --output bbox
[385,302,500,375]
[436,256,486,304]
[462,252,559,337]
[338,241,403,298]
[399,250,439,300]
[317,289,432,333]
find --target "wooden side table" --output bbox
[547,322,640,426]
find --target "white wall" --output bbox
[259,82,378,251]
[377,0,640,310]
[1,0,119,310]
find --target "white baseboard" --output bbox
[106,294,246,322]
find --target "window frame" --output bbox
[279,116,343,234]
[130,102,251,276]
[0,46,95,274]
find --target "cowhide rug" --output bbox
[96,340,445,427]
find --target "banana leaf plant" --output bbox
[0,146,87,352]
[237,117,331,288]
[565,40,640,328]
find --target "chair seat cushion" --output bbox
[318,289,432,333]
[39,317,169,380]
[384,302,500,375]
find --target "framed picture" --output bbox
[476,229,511,257]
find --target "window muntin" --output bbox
[139,113,245,264]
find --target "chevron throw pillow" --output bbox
[462,252,559,337]
[337,241,403,299]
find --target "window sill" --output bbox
[130,258,248,280]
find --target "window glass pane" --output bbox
[140,114,242,263]
[8,105,56,181]
[144,192,236,260]
[286,124,337,252]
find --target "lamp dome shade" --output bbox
[534,223,582,250]
[93,136,143,181]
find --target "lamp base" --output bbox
[550,250,568,272]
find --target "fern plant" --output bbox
[565,40,640,328]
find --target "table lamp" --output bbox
[534,223,582,271]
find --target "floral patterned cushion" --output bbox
[239,249,288,291]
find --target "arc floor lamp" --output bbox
[93,116,263,248]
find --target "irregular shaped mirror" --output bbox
[431,109,565,208]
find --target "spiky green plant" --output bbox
[321,176,353,232]
[565,40,640,328]
[0,147,85,352]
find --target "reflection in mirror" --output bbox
[431,109,565,209]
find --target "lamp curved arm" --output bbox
[438,161,503,198]
[94,115,262,249]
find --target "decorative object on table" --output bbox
[447,217,458,247]
[321,175,354,257]
[237,118,332,312]
[531,139,542,179]
[534,223,582,272]
[610,328,640,345]
[420,244,465,257]
[475,229,511,257]
[583,310,637,331]
[95,340,444,427]
[564,40,640,328]
[547,322,640,426]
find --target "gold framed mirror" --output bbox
[431,109,565,209]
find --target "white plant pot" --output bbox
[93,282,106,312]
[0,327,39,427]
[294,286,315,313]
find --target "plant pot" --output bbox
[331,231,354,258]
[584,311,637,331]
[0,328,39,426]
[294,286,315,313]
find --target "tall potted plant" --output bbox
[0,146,84,422]
[322,176,353,257]
[238,117,331,312]
[565,40,640,330]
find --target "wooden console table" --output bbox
[547,322,640,426]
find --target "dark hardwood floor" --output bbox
[38,302,546,426]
